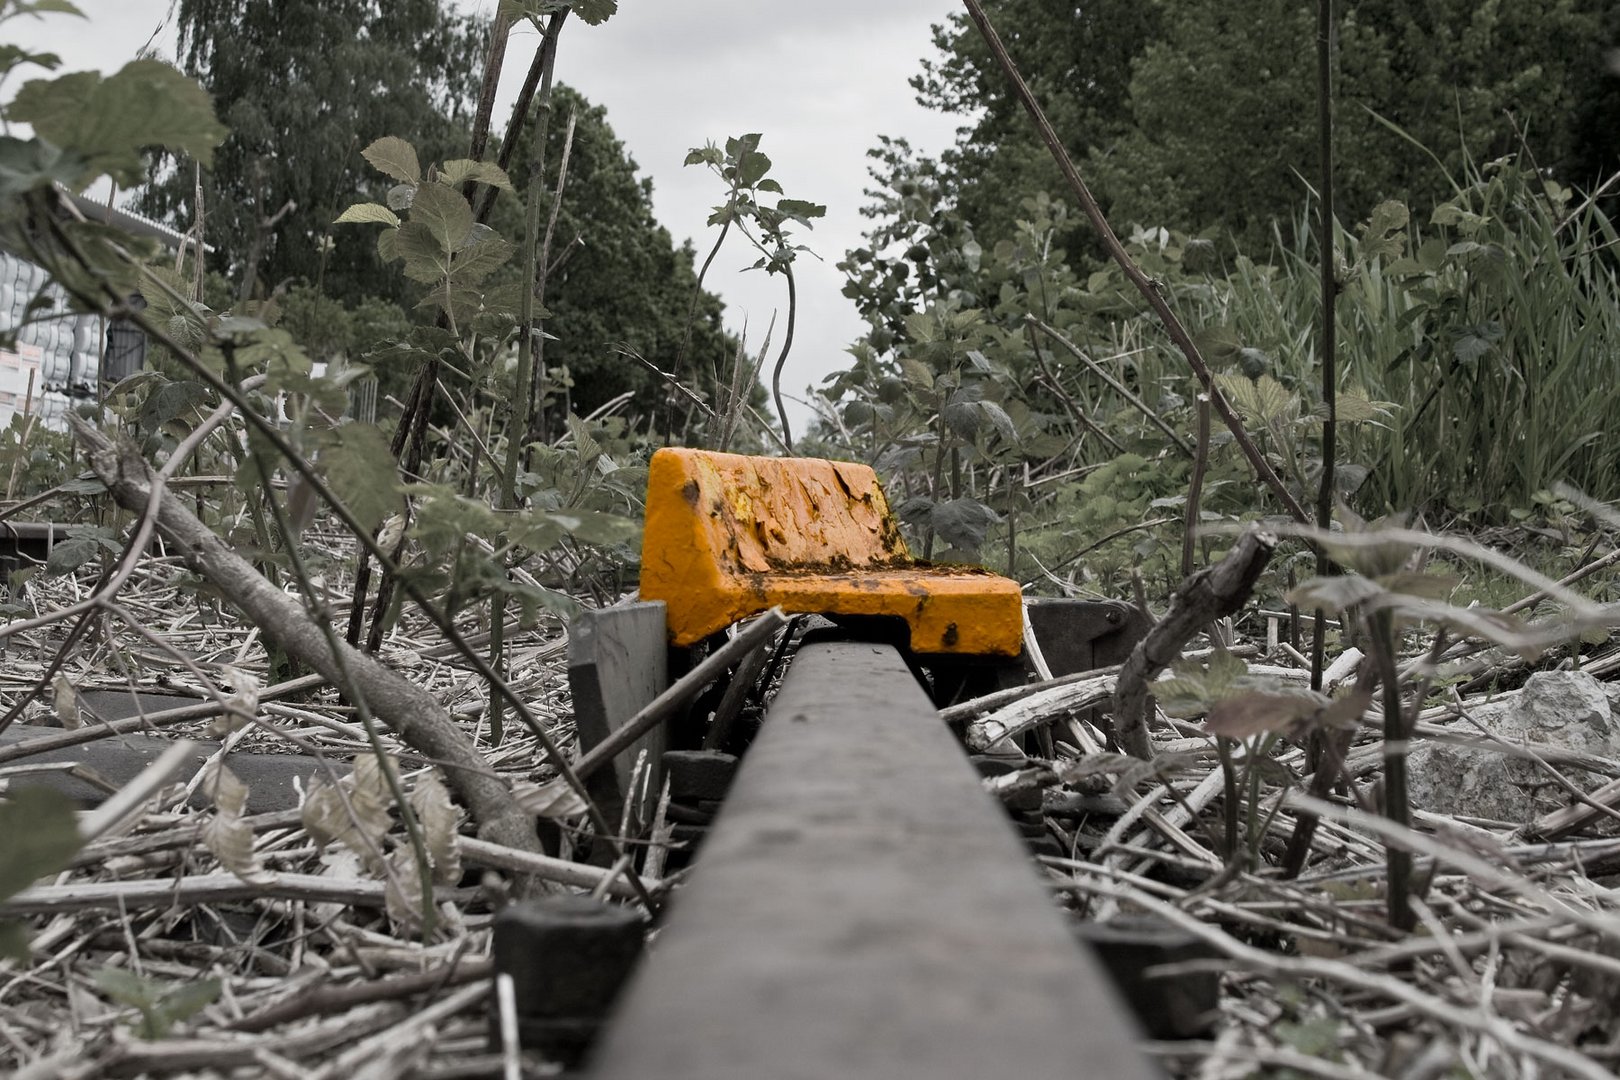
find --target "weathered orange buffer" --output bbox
[639,448,1022,655]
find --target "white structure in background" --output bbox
[0,190,195,430]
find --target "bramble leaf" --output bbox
[438,158,512,191]
[334,202,400,227]
[7,60,224,185]
[361,135,421,185]
[322,422,403,533]
[0,785,81,903]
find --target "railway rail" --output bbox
[0,447,1200,1075]
[499,448,1187,1077]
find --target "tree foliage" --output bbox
[138,0,485,306]
[902,0,1618,257]
[489,87,734,419]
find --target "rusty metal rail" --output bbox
[582,639,1160,1079]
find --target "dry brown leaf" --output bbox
[512,776,589,819]
[206,760,250,817]
[210,664,261,735]
[202,762,271,884]
[52,674,80,728]
[383,845,426,933]
[301,755,396,874]
[408,772,463,884]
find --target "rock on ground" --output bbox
[1407,670,1618,822]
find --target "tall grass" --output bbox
[1119,160,1620,519]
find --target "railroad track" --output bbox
[497,449,1189,1078]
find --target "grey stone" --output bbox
[1407,671,1620,822]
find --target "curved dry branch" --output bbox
[1112,528,1278,758]
[67,418,540,857]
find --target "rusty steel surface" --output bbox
[638,448,1022,656]
[584,641,1159,1080]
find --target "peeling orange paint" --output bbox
[640,448,1022,655]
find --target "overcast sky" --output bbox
[7,0,969,432]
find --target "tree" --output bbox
[142,3,738,429]
[885,0,1617,259]
[1094,0,1617,248]
[488,86,735,422]
[138,0,484,306]
[909,0,1161,259]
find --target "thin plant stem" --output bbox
[1311,0,1337,696]
[770,261,797,451]
[1183,395,1211,579]
[960,0,1308,524]
[43,211,655,911]
[1371,609,1414,931]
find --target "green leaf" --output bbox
[898,357,933,390]
[1286,574,1385,612]
[93,966,153,1007]
[7,60,225,185]
[776,197,826,224]
[500,581,582,624]
[322,423,403,532]
[408,182,474,254]
[1357,199,1409,262]
[239,328,312,382]
[1334,389,1394,424]
[1276,1017,1343,1058]
[683,145,722,167]
[1204,688,1325,738]
[157,977,221,1025]
[11,0,87,15]
[437,158,512,191]
[979,400,1018,443]
[736,149,772,187]
[136,378,210,433]
[537,508,639,547]
[930,497,999,553]
[0,786,82,902]
[393,220,451,283]
[448,225,513,285]
[42,526,121,575]
[333,202,400,227]
[1452,321,1502,366]
[0,133,85,195]
[569,0,617,24]
[1153,649,1251,717]
[361,135,421,185]
[942,398,982,439]
[1216,373,1292,422]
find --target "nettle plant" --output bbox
[681,133,824,449]
[337,136,642,624]
[829,188,1219,588]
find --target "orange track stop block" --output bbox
[639,448,1022,656]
